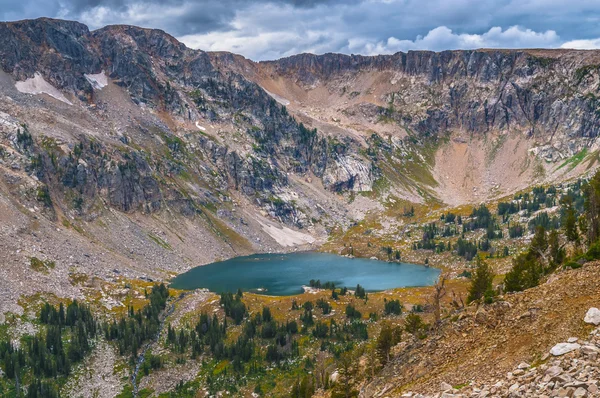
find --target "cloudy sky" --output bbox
[1,0,600,60]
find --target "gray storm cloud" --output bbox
[1,0,599,60]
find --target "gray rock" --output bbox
[545,366,562,377]
[584,308,600,325]
[550,343,581,356]
[581,345,600,355]
[440,382,453,392]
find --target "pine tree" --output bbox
[467,256,494,303]
[404,313,426,335]
[585,170,600,244]
[529,226,548,259]
[562,195,579,245]
[504,252,541,292]
[376,323,393,364]
[548,230,565,270]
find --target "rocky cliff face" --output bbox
[210,48,600,204]
[2,18,600,238]
[243,49,600,142]
[0,18,378,232]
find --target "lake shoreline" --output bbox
[169,252,440,296]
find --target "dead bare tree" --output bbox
[450,289,465,310]
[431,273,448,326]
[314,351,330,390]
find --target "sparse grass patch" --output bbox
[148,233,172,250]
[556,148,588,171]
[69,272,89,286]
[116,384,134,398]
[30,257,55,273]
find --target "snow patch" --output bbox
[195,121,206,131]
[15,72,72,105]
[258,221,314,247]
[84,71,108,90]
[263,89,290,106]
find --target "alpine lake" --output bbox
[170,252,440,295]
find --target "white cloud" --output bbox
[79,3,192,31]
[178,2,350,59]
[179,3,562,61]
[351,26,561,55]
[561,38,600,50]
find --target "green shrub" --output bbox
[564,260,583,269]
[584,241,600,261]
[345,304,361,320]
[383,299,403,315]
[36,186,52,207]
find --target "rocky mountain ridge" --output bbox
[212,47,600,204]
[0,18,376,221]
[216,48,600,139]
[1,17,600,312]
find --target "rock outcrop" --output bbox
[0,18,380,228]
[255,50,600,141]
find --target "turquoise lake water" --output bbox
[170,252,440,295]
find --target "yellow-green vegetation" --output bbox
[116,385,154,398]
[2,270,469,398]
[148,232,172,250]
[585,150,600,170]
[68,272,89,286]
[157,276,470,397]
[485,132,508,166]
[199,207,254,253]
[29,256,56,273]
[556,148,588,171]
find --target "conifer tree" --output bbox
[467,256,494,303]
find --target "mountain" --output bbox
[1,17,600,397]
[0,18,364,313]
[1,17,600,310]
[213,49,600,204]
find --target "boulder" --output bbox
[329,370,339,383]
[545,365,562,377]
[475,308,488,324]
[517,362,530,369]
[581,345,600,355]
[550,343,581,356]
[584,307,600,325]
[440,382,453,391]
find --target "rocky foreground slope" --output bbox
[361,262,600,397]
[397,311,600,398]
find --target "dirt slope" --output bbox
[362,262,600,396]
